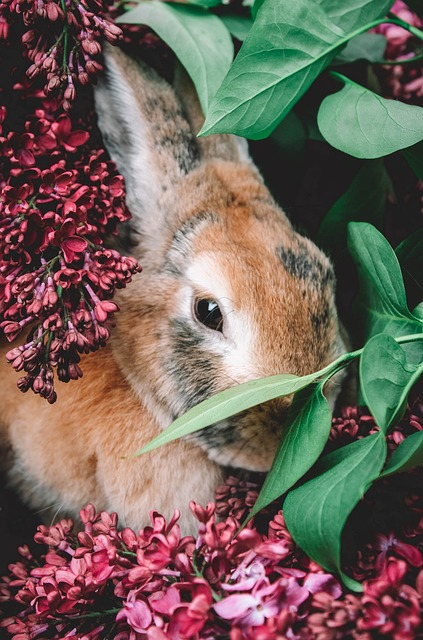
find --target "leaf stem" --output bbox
[316,332,423,382]
[387,13,423,40]
[372,51,423,66]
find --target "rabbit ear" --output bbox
[173,64,251,164]
[94,44,200,235]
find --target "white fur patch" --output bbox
[185,253,258,384]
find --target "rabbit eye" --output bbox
[194,298,223,332]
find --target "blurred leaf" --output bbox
[332,33,386,64]
[413,302,423,320]
[117,2,233,112]
[317,160,388,256]
[314,0,390,31]
[381,431,423,477]
[220,14,253,41]
[402,141,423,180]
[360,334,423,433]
[396,228,423,304]
[185,0,222,6]
[284,433,387,591]
[318,78,423,158]
[248,384,332,520]
[348,223,423,364]
[200,0,393,139]
[270,110,307,155]
[133,372,321,456]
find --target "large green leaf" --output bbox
[116,2,233,112]
[317,160,388,256]
[348,223,423,362]
[132,372,321,456]
[248,384,332,519]
[332,33,387,65]
[360,334,423,433]
[284,433,387,591]
[200,0,394,139]
[402,141,423,180]
[381,431,423,477]
[318,77,423,158]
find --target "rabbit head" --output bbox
[94,44,347,473]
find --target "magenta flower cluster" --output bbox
[0,3,141,402]
[374,0,423,101]
[1,403,422,640]
[0,0,122,108]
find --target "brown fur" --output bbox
[0,46,346,533]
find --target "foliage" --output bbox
[119,0,423,589]
[0,0,422,601]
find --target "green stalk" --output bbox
[316,332,423,383]
[387,12,423,40]
[372,51,423,65]
[60,0,69,71]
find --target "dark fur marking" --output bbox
[167,318,219,412]
[175,211,220,242]
[311,307,330,335]
[277,245,334,289]
[196,421,237,449]
[164,211,220,275]
[143,94,200,175]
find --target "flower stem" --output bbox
[65,607,121,621]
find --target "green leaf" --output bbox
[284,432,387,591]
[318,78,423,158]
[132,372,320,456]
[116,2,233,112]
[317,160,388,256]
[270,110,307,155]
[396,228,423,284]
[314,0,390,32]
[360,334,423,433]
[414,302,423,320]
[332,33,387,65]
[381,431,423,477]
[402,141,423,180]
[200,0,393,139]
[348,223,423,362]
[396,228,423,292]
[220,14,252,40]
[186,0,222,6]
[248,383,332,519]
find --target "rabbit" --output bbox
[0,43,348,534]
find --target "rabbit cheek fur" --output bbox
[0,44,346,533]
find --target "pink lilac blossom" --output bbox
[373,0,423,103]
[1,402,422,639]
[0,0,123,107]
